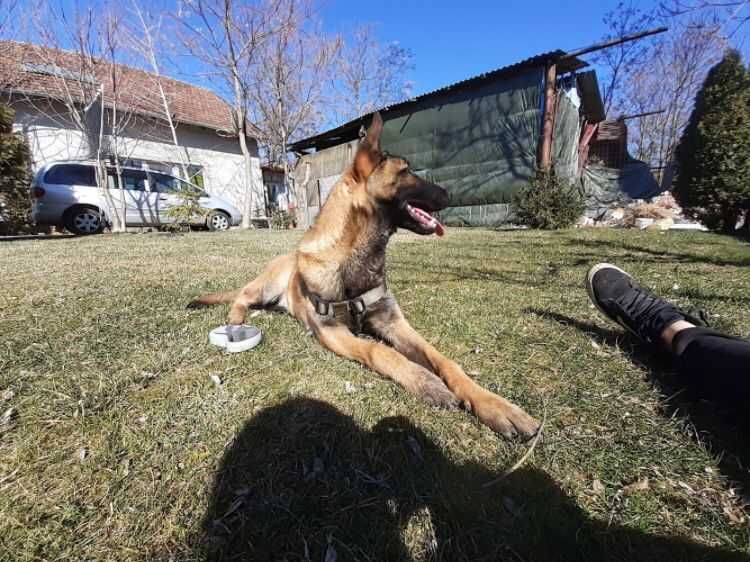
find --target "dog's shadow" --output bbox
[526,308,750,496]
[184,397,748,562]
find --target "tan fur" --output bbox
[188,113,539,440]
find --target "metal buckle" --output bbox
[314,298,329,316]
[349,298,366,315]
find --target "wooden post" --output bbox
[537,62,557,173]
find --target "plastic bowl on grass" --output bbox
[209,325,262,353]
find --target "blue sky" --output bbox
[320,0,627,96]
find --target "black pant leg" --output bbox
[672,327,750,407]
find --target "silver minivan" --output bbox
[31,161,243,234]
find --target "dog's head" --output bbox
[351,112,449,236]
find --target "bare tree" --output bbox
[0,0,20,39]
[621,20,726,176]
[126,1,191,179]
[331,25,414,124]
[661,0,750,36]
[101,7,139,232]
[247,0,338,209]
[594,4,727,184]
[591,2,655,115]
[177,0,285,227]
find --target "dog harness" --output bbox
[308,284,388,333]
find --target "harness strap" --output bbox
[308,284,388,332]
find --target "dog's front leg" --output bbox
[314,324,459,409]
[373,315,540,440]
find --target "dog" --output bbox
[188,113,539,440]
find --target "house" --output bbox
[288,49,658,227]
[0,40,265,218]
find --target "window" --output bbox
[120,158,206,189]
[44,164,96,186]
[107,169,147,191]
[149,172,181,194]
[149,172,200,195]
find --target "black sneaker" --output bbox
[585,263,707,345]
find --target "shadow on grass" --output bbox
[188,398,749,562]
[526,308,750,499]
[569,238,750,268]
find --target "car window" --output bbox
[150,172,202,195]
[149,172,181,194]
[44,164,96,186]
[107,169,147,191]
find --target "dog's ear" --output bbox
[352,112,383,182]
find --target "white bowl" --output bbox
[209,325,262,353]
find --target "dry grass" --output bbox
[1,228,749,561]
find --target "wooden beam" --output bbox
[561,27,668,59]
[537,62,557,172]
[620,109,665,121]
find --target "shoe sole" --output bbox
[584,263,641,340]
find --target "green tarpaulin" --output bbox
[378,68,584,227]
[379,68,546,227]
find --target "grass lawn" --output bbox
[1,228,749,561]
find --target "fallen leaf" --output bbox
[723,506,744,525]
[0,407,16,426]
[592,479,605,496]
[677,481,695,494]
[622,478,650,495]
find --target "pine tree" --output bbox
[673,50,750,233]
[0,104,32,234]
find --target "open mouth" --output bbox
[405,202,445,236]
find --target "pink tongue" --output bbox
[409,204,446,237]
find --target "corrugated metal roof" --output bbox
[289,49,588,152]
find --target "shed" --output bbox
[289,50,607,228]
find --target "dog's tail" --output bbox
[186,289,239,309]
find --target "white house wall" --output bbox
[11,100,90,165]
[10,98,265,217]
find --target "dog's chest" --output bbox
[340,230,390,299]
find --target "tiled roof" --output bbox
[0,40,236,133]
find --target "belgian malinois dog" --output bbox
[188,113,539,439]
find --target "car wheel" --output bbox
[207,210,230,232]
[65,206,104,235]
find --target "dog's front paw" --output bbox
[474,393,539,441]
[415,372,459,409]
